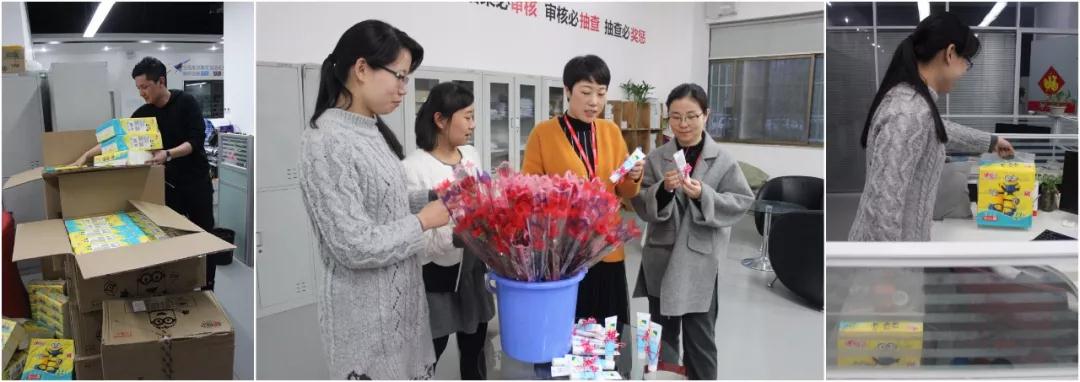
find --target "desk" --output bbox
[931,203,1078,242]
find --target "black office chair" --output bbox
[767,210,824,309]
[753,176,824,236]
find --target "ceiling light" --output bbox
[139,40,152,44]
[103,46,110,51]
[159,45,168,51]
[978,1,1008,27]
[47,41,60,45]
[83,1,116,38]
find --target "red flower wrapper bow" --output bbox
[434,162,641,282]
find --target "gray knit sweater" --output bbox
[299,108,435,379]
[849,84,994,241]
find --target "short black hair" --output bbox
[562,55,610,92]
[132,56,167,85]
[665,83,709,113]
[415,82,474,151]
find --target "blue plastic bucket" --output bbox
[487,271,586,363]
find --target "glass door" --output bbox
[484,75,514,171]
[542,77,565,120]
[404,73,441,155]
[516,76,541,170]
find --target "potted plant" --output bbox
[619,80,654,129]
[1047,89,1074,116]
[1038,173,1062,212]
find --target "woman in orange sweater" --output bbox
[522,55,644,326]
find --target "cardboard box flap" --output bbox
[2,167,43,189]
[12,220,71,261]
[102,291,233,346]
[130,200,202,233]
[43,130,97,166]
[74,231,233,279]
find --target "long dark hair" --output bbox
[861,12,980,148]
[415,82,474,152]
[310,20,424,160]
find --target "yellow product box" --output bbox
[92,150,152,167]
[100,133,162,155]
[2,45,25,74]
[94,117,160,143]
[17,321,55,341]
[2,319,26,369]
[21,339,73,380]
[25,281,65,297]
[127,211,170,240]
[836,321,923,368]
[976,156,1036,229]
[4,349,27,380]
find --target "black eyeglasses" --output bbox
[372,65,410,86]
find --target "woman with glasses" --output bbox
[521,54,644,327]
[849,12,1015,241]
[299,20,450,379]
[630,83,754,380]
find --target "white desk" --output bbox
[931,203,1078,242]
[931,203,1079,283]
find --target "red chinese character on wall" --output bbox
[511,2,523,14]
[524,2,538,16]
[631,28,646,44]
[580,12,591,30]
[589,15,600,32]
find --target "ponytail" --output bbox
[861,12,979,148]
[308,20,423,161]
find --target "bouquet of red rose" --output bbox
[434,162,641,282]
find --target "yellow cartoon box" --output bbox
[20,339,73,380]
[95,117,160,143]
[976,154,1036,229]
[837,321,923,368]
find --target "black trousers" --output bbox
[432,321,488,380]
[165,177,217,289]
[575,260,630,326]
[646,279,719,380]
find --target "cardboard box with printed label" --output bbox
[3,131,232,315]
[73,354,100,380]
[976,158,1036,229]
[100,291,233,380]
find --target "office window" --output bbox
[707,55,823,146]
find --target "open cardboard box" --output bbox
[3,131,234,312]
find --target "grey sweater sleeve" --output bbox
[688,159,754,228]
[300,140,424,270]
[944,119,995,154]
[858,103,929,241]
[631,153,676,223]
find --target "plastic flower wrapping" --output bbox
[434,162,641,282]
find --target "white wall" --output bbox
[705,1,824,24]
[224,2,255,134]
[706,1,825,180]
[719,142,824,178]
[1,2,33,62]
[257,2,707,100]
[34,48,224,117]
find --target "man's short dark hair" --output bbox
[132,56,167,84]
[562,55,610,91]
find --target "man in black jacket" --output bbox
[74,57,221,289]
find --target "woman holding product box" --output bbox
[298,20,450,380]
[849,12,1016,241]
[521,54,644,327]
[402,82,495,380]
[630,83,754,380]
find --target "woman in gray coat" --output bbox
[849,12,1013,241]
[631,83,754,380]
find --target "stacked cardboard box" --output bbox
[3,130,234,380]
